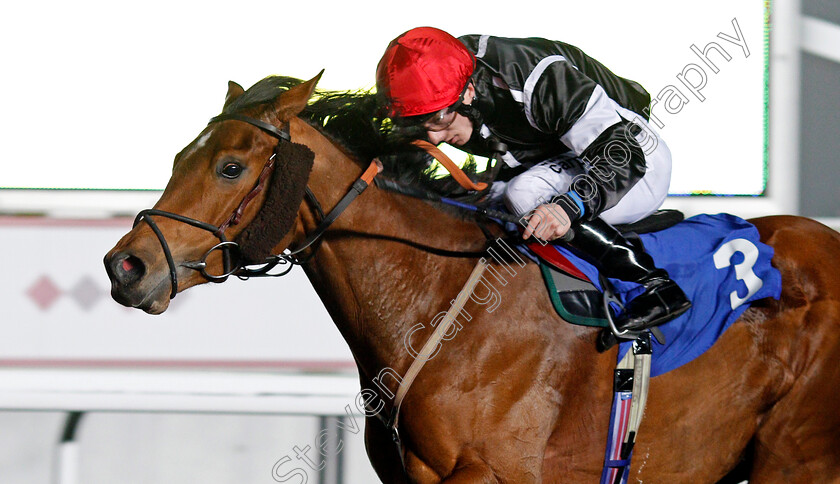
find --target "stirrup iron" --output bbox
[600,274,666,345]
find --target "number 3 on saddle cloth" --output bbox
[527,212,783,377]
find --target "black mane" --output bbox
[223,76,390,161]
[227,76,484,198]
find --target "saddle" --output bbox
[533,209,684,328]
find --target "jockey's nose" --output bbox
[427,130,446,145]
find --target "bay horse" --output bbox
[104,74,840,483]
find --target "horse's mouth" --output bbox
[111,274,171,315]
[135,285,171,315]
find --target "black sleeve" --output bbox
[526,61,647,221]
[561,119,647,220]
[527,58,600,137]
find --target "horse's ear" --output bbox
[224,81,245,109]
[276,70,324,120]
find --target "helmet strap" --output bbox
[453,80,483,127]
[456,103,483,125]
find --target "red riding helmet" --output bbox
[376,27,475,118]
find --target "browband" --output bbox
[209,113,291,142]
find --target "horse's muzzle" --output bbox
[104,249,169,313]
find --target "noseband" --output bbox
[133,113,379,299]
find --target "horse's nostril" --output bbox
[112,254,145,285]
[122,257,137,273]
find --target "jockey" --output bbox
[375,26,691,335]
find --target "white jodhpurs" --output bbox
[492,126,673,225]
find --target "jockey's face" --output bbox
[424,83,476,147]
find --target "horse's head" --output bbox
[104,73,324,314]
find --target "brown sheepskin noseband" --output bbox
[235,140,315,264]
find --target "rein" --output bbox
[133,113,378,299]
[134,111,509,299]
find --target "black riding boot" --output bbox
[566,218,692,332]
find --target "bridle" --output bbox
[133,113,379,299]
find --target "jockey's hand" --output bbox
[522,203,571,242]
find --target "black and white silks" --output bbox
[457,34,666,223]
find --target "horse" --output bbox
[104,73,840,483]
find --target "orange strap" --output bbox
[411,140,488,191]
[361,159,381,185]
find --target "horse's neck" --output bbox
[294,126,489,379]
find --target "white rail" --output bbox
[0,369,363,484]
[0,369,363,415]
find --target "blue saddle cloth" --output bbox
[546,213,782,377]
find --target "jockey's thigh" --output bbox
[501,137,673,225]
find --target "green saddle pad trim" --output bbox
[539,263,609,328]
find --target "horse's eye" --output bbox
[220,162,243,179]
